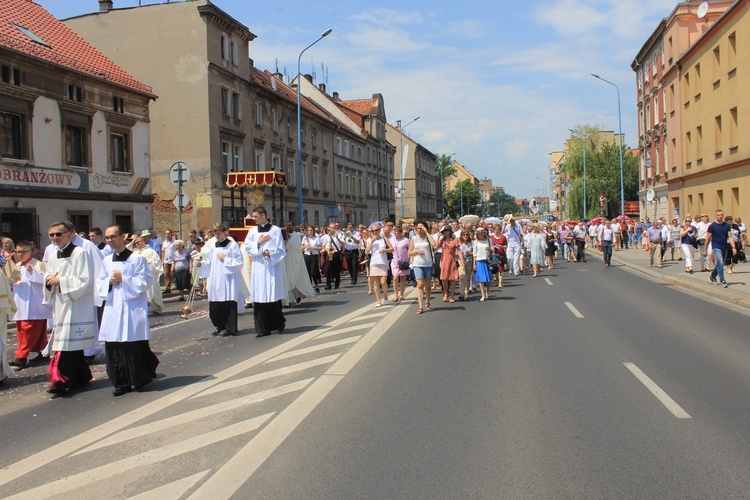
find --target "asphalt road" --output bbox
[2,260,750,498]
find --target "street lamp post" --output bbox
[592,73,625,218]
[569,129,587,220]
[398,116,419,220]
[297,28,332,227]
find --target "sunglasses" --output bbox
[48,232,66,237]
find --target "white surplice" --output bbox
[283,231,315,304]
[199,238,244,305]
[244,224,286,303]
[0,272,16,380]
[96,251,152,342]
[12,258,52,322]
[43,246,97,352]
[135,245,164,313]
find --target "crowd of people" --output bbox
[1,207,746,392]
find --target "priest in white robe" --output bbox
[244,206,286,338]
[283,221,315,306]
[199,223,244,337]
[43,221,96,395]
[133,232,164,314]
[9,241,51,369]
[0,270,16,385]
[97,225,159,396]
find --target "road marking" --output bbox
[357,311,389,321]
[0,296,400,491]
[4,414,275,500]
[316,322,376,339]
[565,302,585,319]
[76,379,313,455]
[266,336,361,363]
[623,362,692,419]
[128,470,211,499]
[544,278,553,286]
[188,287,413,499]
[193,355,340,398]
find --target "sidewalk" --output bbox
[588,244,750,309]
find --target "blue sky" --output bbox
[39,0,678,200]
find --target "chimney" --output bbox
[319,83,327,94]
[332,92,339,101]
[99,0,113,12]
[303,74,313,83]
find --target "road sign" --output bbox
[169,162,191,186]
[173,190,190,211]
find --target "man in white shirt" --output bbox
[504,217,524,275]
[695,214,711,271]
[161,229,176,293]
[342,222,362,285]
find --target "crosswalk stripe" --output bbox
[266,337,361,363]
[192,354,340,399]
[127,470,211,499]
[316,322,376,339]
[76,379,314,455]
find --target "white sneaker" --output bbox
[383,299,389,305]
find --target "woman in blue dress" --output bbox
[472,228,493,302]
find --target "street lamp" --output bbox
[297,28,332,226]
[591,73,625,218]
[397,116,419,220]
[568,128,587,220]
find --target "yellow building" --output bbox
[444,161,477,191]
[670,0,749,220]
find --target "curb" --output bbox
[604,252,750,310]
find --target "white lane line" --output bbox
[623,362,692,419]
[3,414,275,500]
[266,336,361,363]
[315,322,376,339]
[565,302,585,319]
[188,285,414,499]
[76,379,314,455]
[193,355,340,399]
[127,470,211,500]
[544,278,553,286]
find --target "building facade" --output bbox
[0,0,154,244]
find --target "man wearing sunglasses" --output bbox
[43,221,97,396]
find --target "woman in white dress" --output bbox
[527,223,547,277]
[364,224,393,307]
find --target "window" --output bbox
[113,212,133,236]
[287,159,296,187]
[358,177,363,197]
[221,141,230,174]
[254,102,263,126]
[311,128,316,148]
[727,32,736,73]
[287,120,291,139]
[696,126,703,165]
[302,164,307,188]
[336,137,342,155]
[112,96,123,113]
[312,165,319,190]
[10,22,50,47]
[68,85,83,102]
[220,34,228,61]
[0,111,25,159]
[272,110,279,133]
[65,125,87,167]
[350,176,355,196]
[685,131,692,168]
[220,87,229,115]
[338,172,343,194]
[345,174,350,195]
[729,107,738,150]
[715,115,722,154]
[230,41,237,66]
[323,167,329,192]
[713,46,721,84]
[110,131,129,173]
[255,149,265,171]
[233,144,242,171]
[322,135,328,151]
[232,91,241,119]
[272,153,280,171]
[344,140,350,158]
[68,213,91,236]
[694,64,701,99]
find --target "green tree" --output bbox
[445,179,480,219]
[435,153,458,180]
[488,192,522,217]
[561,126,638,219]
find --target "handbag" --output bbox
[487,245,500,274]
[428,239,440,278]
[398,260,410,270]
